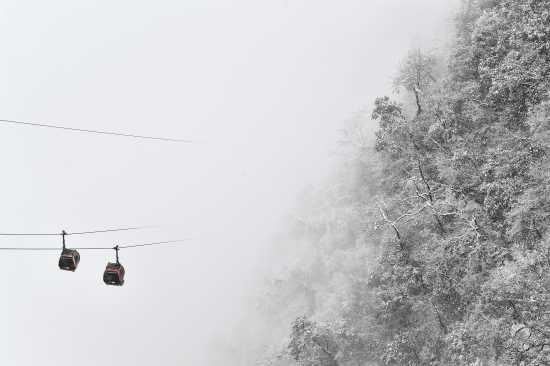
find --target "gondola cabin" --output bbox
[103,262,125,286]
[58,249,80,271]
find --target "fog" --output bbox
[0,1,456,365]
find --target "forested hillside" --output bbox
[207,0,550,364]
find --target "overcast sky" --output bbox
[0,1,457,365]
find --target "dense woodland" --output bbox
[207,0,550,364]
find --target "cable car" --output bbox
[59,249,80,271]
[103,262,125,286]
[58,231,80,271]
[103,246,125,286]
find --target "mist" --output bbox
[0,1,457,365]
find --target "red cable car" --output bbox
[103,262,125,286]
[58,231,80,271]
[103,246,125,286]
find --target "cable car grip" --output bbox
[62,230,67,251]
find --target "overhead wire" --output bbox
[0,226,192,251]
[119,238,195,248]
[0,247,62,250]
[0,119,210,144]
[0,238,195,251]
[67,225,162,235]
[0,225,161,236]
[0,233,59,236]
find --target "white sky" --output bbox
[0,1,457,365]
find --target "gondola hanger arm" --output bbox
[62,230,67,251]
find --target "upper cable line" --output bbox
[0,233,59,236]
[0,225,161,236]
[0,238,195,250]
[0,119,210,144]
[68,225,162,235]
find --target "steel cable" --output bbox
[0,119,209,144]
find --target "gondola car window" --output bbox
[60,256,73,268]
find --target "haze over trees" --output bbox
[207,0,550,364]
